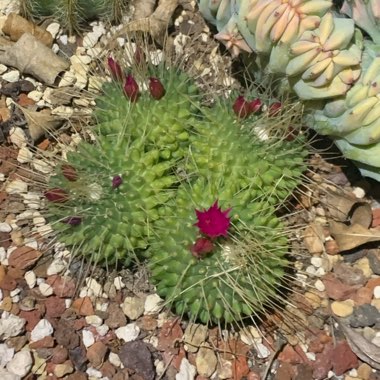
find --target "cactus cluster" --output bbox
[42,48,308,324]
[198,0,380,180]
[19,0,127,34]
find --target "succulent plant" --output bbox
[19,0,127,34]
[148,177,291,324]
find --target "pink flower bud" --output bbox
[190,237,214,258]
[112,175,123,189]
[249,98,262,114]
[107,57,123,81]
[233,96,251,118]
[44,188,69,203]
[149,77,166,100]
[268,102,282,116]
[123,74,140,102]
[61,164,78,181]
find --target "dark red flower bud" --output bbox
[149,77,165,100]
[107,57,123,81]
[44,188,69,203]
[62,216,82,225]
[249,98,262,113]
[233,96,251,118]
[285,127,299,141]
[134,47,145,65]
[112,175,123,189]
[268,102,282,116]
[190,237,214,258]
[61,164,78,181]
[123,74,139,102]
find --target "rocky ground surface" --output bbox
[2,1,380,380]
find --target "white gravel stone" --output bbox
[115,323,140,342]
[27,90,43,102]
[121,296,145,320]
[47,258,66,276]
[0,312,25,340]
[85,315,103,327]
[0,288,3,302]
[305,265,316,275]
[113,276,125,290]
[17,146,33,163]
[96,324,109,337]
[144,294,164,314]
[4,183,22,203]
[9,127,27,148]
[82,329,95,348]
[83,31,101,48]
[86,367,102,378]
[353,186,366,199]
[240,326,262,345]
[24,271,37,289]
[30,319,54,342]
[58,71,76,87]
[46,22,60,38]
[374,286,380,299]
[306,352,316,361]
[51,105,74,118]
[6,350,32,378]
[0,173,5,181]
[0,368,21,380]
[33,216,45,227]
[51,43,59,54]
[109,352,121,368]
[32,159,53,174]
[314,279,325,292]
[311,257,323,268]
[0,222,11,232]
[176,358,196,380]
[86,278,102,297]
[0,343,14,367]
[59,34,68,45]
[39,282,53,297]
[0,64,7,74]
[256,342,271,359]
[2,70,20,82]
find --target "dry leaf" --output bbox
[336,317,380,370]
[329,220,380,251]
[20,107,65,142]
[325,191,356,222]
[350,203,372,229]
[0,33,69,85]
[2,13,53,46]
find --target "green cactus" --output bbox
[148,177,290,324]
[41,50,308,324]
[19,0,127,34]
[197,0,380,180]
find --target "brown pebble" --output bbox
[100,360,117,378]
[8,245,42,270]
[45,296,66,318]
[19,309,43,331]
[352,287,373,306]
[46,275,76,298]
[72,296,94,316]
[357,362,373,380]
[366,277,380,293]
[30,336,55,349]
[0,273,17,291]
[86,341,108,368]
[51,345,69,364]
[67,372,88,380]
[0,296,13,312]
[325,239,340,255]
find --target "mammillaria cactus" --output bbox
[40,45,308,324]
[197,0,380,180]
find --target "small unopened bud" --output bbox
[233,96,251,118]
[285,127,299,141]
[134,47,145,65]
[107,57,123,81]
[149,77,166,100]
[112,175,123,189]
[190,237,214,258]
[123,74,139,102]
[44,188,69,203]
[62,216,82,225]
[249,98,262,113]
[61,164,78,181]
[268,102,282,116]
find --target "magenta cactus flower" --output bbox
[123,74,140,102]
[194,200,231,238]
[112,175,123,189]
[61,164,78,182]
[149,77,166,100]
[190,237,214,258]
[107,57,123,81]
[44,188,69,203]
